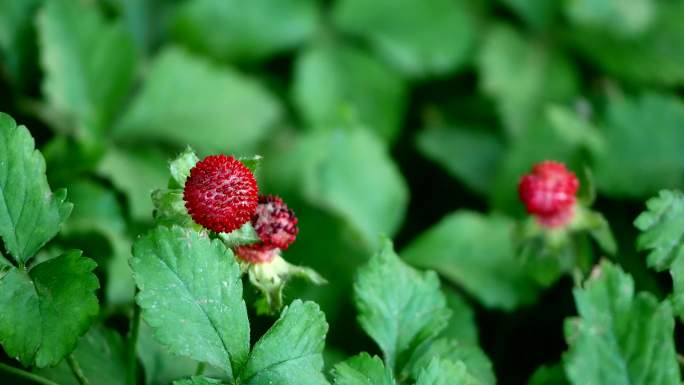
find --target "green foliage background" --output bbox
[1,0,683,384]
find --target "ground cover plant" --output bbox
[1,0,684,384]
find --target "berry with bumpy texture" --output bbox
[183,155,258,233]
[518,161,579,228]
[252,195,299,250]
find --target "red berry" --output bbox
[234,244,279,264]
[518,161,579,228]
[183,155,258,233]
[252,195,299,250]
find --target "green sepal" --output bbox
[239,155,262,175]
[151,189,197,229]
[168,147,200,188]
[218,223,261,248]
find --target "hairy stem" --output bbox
[67,354,90,385]
[0,362,60,385]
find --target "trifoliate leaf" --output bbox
[332,353,394,385]
[173,377,223,385]
[355,239,450,370]
[0,113,72,264]
[402,211,541,310]
[403,339,495,385]
[634,190,684,319]
[237,300,329,385]
[37,326,127,385]
[477,24,578,136]
[563,261,680,385]
[416,358,484,385]
[131,226,249,375]
[293,42,406,143]
[172,0,319,62]
[115,46,281,153]
[37,0,138,139]
[333,0,475,78]
[0,251,99,367]
[416,125,503,194]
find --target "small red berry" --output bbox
[518,161,579,228]
[183,155,258,233]
[252,195,299,250]
[234,244,279,264]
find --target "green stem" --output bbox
[0,362,60,385]
[127,300,142,385]
[195,362,206,376]
[67,354,90,385]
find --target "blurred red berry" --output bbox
[518,161,579,228]
[252,195,299,250]
[234,243,279,264]
[183,155,258,233]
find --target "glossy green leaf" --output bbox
[293,42,406,142]
[37,0,138,139]
[563,261,680,385]
[172,0,318,62]
[402,211,541,310]
[131,226,249,375]
[416,358,484,385]
[355,239,450,370]
[237,300,329,385]
[115,46,281,153]
[0,113,72,264]
[332,353,394,385]
[0,251,99,367]
[333,0,475,77]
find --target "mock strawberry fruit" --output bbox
[183,155,258,233]
[234,244,280,264]
[252,195,299,250]
[518,161,579,228]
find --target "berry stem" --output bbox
[67,354,90,385]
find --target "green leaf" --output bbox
[634,190,684,319]
[115,46,281,153]
[237,300,329,385]
[0,251,99,367]
[37,0,138,139]
[527,365,568,385]
[416,358,484,385]
[564,0,655,37]
[97,145,169,221]
[569,1,684,85]
[403,339,495,385]
[477,24,578,136]
[0,113,72,264]
[173,377,224,385]
[593,93,684,198]
[355,239,450,370]
[131,226,249,375]
[332,353,394,385]
[151,189,194,228]
[416,125,503,194]
[496,0,560,29]
[293,41,407,142]
[172,0,319,62]
[563,261,680,385]
[402,211,541,310]
[0,0,40,88]
[441,291,479,346]
[169,147,200,188]
[333,0,475,78]
[37,326,127,385]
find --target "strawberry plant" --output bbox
[2,1,684,385]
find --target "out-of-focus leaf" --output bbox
[441,291,478,346]
[416,126,503,194]
[477,24,578,136]
[237,300,329,385]
[416,358,484,385]
[293,42,406,142]
[37,326,126,385]
[97,145,169,221]
[593,93,684,198]
[115,47,281,153]
[355,239,450,370]
[496,0,560,29]
[333,0,475,78]
[634,190,684,320]
[402,211,541,310]
[0,251,99,367]
[332,353,394,385]
[172,0,318,62]
[569,1,684,85]
[131,226,249,375]
[0,113,72,264]
[565,0,655,37]
[527,365,568,385]
[0,0,40,87]
[138,323,207,385]
[37,0,138,140]
[563,261,680,385]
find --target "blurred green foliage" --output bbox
[1,0,684,384]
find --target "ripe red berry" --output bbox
[252,195,299,250]
[183,155,258,233]
[518,161,579,228]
